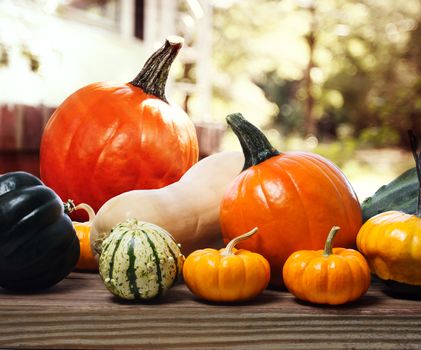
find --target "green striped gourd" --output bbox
[99,219,184,300]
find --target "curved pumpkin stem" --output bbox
[323,226,341,257]
[408,130,421,218]
[130,36,184,103]
[64,199,96,223]
[221,227,258,256]
[226,113,280,171]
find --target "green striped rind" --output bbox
[98,219,184,300]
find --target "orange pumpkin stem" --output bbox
[226,113,280,171]
[130,36,184,103]
[221,227,258,256]
[323,226,341,257]
[408,130,421,217]
[64,200,96,223]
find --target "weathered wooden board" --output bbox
[1,273,420,349]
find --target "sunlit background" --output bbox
[0,0,419,201]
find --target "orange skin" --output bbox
[65,202,98,271]
[357,211,421,286]
[73,221,98,271]
[40,82,198,214]
[183,229,270,302]
[220,151,362,286]
[282,246,371,305]
[183,248,270,302]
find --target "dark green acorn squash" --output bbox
[0,171,80,291]
[361,167,418,222]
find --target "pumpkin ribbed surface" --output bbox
[40,84,198,214]
[357,131,421,294]
[99,219,184,300]
[220,151,362,286]
[39,38,199,216]
[0,172,80,291]
[357,211,421,286]
[220,114,362,287]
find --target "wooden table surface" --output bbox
[1,272,420,350]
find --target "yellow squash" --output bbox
[357,131,421,297]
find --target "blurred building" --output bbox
[0,0,221,176]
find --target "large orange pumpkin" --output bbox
[40,36,198,215]
[220,113,362,287]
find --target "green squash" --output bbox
[0,171,80,291]
[361,167,418,222]
[99,219,184,300]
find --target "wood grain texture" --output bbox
[0,273,420,349]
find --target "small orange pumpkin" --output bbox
[283,226,371,305]
[64,200,98,271]
[183,228,270,302]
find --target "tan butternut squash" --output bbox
[90,151,244,256]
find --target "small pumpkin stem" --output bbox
[323,226,341,257]
[64,200,96,223]
[408,130,421,217]
[63,199,76,214]
[226,113,280,171]
[130,36,184,103]
[221,227,258,256]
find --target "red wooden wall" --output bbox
[0,104,225,178]
[0,105,55,177]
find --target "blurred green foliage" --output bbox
[212,0,421,148]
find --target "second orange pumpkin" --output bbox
[220,113,362,286]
